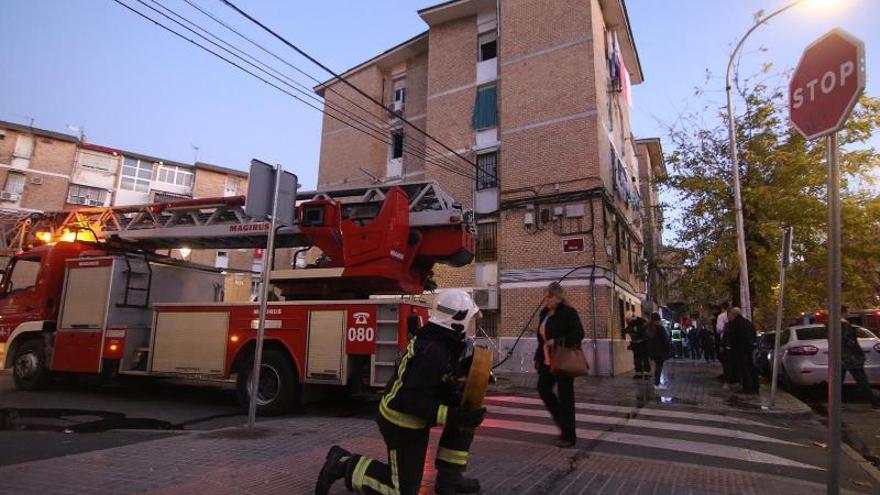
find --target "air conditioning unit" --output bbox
[472,288,498,310]
[0,191,20,201]
[30,176,43,185]
[87,199,104,207]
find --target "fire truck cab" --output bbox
[0,181,470,415]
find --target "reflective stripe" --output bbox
[383,338,417,404]
[363,475,395,495]
[390,449,400,492]
[352,457,372,493]
[380,338,429,430]
[437,447,469,466]
[380,401,428,429]
[436,404,449,427]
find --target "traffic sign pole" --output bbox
[769,226,792,408]
[827,132,842,495]
[247,163,283,429]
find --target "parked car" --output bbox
[754,331,777,378]
[774,324,880,388]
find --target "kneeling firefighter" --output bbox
[315,289,487,495]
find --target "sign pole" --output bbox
[769,226,792,408]
[827,133,842,495]
[247,163,283,429]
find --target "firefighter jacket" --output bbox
[379,322,465,430]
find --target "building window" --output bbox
[472,85,497,130]
[480,309,499,338]
[392,78,406,112]
[68,184,108,206]
[224,176,241,197]
[4,173,26,194]
[157,165,193,187]
[391,130,404,160]
[479,31,497,62]
[215,250,229,269]
[476,152,498,190]
[121,157,153,193]
[476,221,498,262]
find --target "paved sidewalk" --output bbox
[495,358,813,417]
[0,360,877,495]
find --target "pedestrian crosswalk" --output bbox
[478,395,826,479]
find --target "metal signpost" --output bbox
[788,29,865,495]
[244,159,298,429]
[770,226,793,407]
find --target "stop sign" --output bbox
[789,29,866,141]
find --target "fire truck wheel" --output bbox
[236,348,299,416]
[12,338,51,391]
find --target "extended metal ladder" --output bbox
[2,181,472,252]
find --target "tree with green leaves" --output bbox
[662,76,880,329]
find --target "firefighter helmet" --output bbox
[430,289,481,337]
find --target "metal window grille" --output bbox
[480,309,499,338]
[476,152,498,191]
[476,222,498,262]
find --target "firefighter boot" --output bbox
[435,467,481,495]
[315,445,351,495]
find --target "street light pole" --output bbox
[725,0,803,320]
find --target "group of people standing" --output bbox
[623,312,672,389]
[715,304,760,394]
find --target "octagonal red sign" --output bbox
[789,28,866,141]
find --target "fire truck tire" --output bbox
[235,348,299,416]
[12,338,51,391]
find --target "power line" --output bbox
[216,0,488,179]
[110,0,475,180]
[182,0,475,178]
[141,0,463,178]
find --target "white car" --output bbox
[777,324,880,388]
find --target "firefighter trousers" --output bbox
[345,416,476,494]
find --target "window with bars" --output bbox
[476,221,498,262]
[68,184,108,206]
[121,157,154,193]
[480,309,500,338]
[4,173,25,194]
[476,152,498,190]
[157,165,193,187]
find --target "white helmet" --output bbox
[429,289,481,337]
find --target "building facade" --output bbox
[314,0,662,374]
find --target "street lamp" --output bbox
[725,0,807,320]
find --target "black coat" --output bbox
[534,303,585,366]
[625,317,648,344]
[727,316,757,354]
[646,322,670,359]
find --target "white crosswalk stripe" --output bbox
[481,395,820,472]
[487,395,784,429]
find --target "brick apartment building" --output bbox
[0,119,272,299]
[314,0,664,374]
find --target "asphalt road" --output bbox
[788,381,880,468]
[0,370,377,466]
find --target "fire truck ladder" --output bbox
[5,181,472,251]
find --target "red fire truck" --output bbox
[0,181,473,415]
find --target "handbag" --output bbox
[550,344,589,377]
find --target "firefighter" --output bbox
[315,289,487,495]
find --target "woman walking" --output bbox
[646,312,671,390]
[534,282,585,448]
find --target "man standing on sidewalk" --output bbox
[727,307,758,394]
[624,312,650,379]
[315,289,486,495]
[840,306,880,410]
